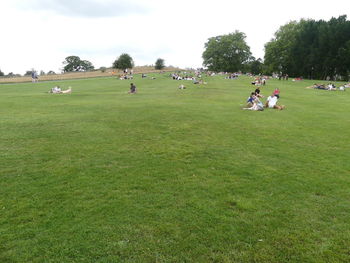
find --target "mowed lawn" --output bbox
[0,74,349,262]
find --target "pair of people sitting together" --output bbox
[244,92,284,111]
[310,83,346,91]
[254,87,279,98]
[244,92,264,111]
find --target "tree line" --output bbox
[203,15,350,80]
[264,15,350,80]
[0,55,166,77]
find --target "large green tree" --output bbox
[113,53,134,70]
[0,69,4,77]
[247,58,263,75]
[155,58,165,70]
[264,15,350,80]
[202,31,252,72]
[63,56,94,72]
[24,70,33,76]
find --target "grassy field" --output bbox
[0,74,349,262]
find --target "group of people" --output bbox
[244,86,284,111]
[171,73,196,81]
[225,73,239,79]
[279,74,289,80]
[309,83,348,91]
[123,68,133,75]
[272,73,290,81]
[251,76,267,86]
[171,72,207,86]
[119,74,133,80]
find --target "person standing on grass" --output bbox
[31,71,38,82]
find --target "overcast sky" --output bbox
[1,0,349,74]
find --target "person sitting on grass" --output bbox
[251,77,261,86]
[51,86,61,93]
[243,96,264,111]
[273,88,280,98]
[315,84,327,90]
[265,93,285,110]
[254,86,264,98]
[327,83,337,91]
[49,86,72,94]
[128,83,137,94]
[193,79,199,84]
[246,92,256,107]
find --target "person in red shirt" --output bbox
[273,88,280,98]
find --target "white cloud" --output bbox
[13,0,149,18]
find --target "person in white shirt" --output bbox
[265,94,285,110]
[49,86,71,94]
[51,86,61,93]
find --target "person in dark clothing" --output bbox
[254,87,264,98]
[129,83,137,94]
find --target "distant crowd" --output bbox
[171,71,207,85]
[43,69,348,113]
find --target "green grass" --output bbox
[1,74,349,262]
